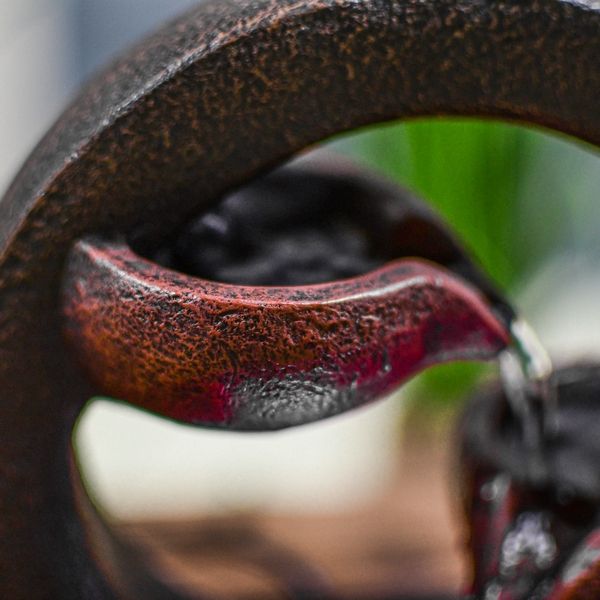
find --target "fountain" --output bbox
[0,1,598,598]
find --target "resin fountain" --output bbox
[0,1,599,598]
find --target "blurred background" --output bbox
[1,0,599,595]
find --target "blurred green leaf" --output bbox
[350,118,538,287]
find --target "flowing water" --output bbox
[499,318,558,481]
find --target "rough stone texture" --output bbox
[0,0,599,598]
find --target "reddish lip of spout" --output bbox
[61,236,509,430]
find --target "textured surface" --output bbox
[63,238,507,430]
[63,164,509,431]
[0,0,599,598]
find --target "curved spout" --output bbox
[62,237,508,430]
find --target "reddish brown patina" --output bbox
[0,0,598,598]
[63,237,507,430]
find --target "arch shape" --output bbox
[0,1,599,597]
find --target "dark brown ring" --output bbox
[1,0,599,597]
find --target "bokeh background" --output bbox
[2,0,599,525]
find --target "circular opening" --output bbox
[70,118,600,599]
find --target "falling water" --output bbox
[499,318,558,481]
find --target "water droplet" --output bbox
[500,512,557,577]
[381,350,392,374]
[484,582,502,600]
[480,474,510,503]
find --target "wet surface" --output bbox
[463,364,600,499]
[461,364,600,599]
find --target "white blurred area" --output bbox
[77,397,402,519]
[0,0,78,196]
[2,1,599,522]
[0,0,199,197]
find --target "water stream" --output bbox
[499,317,558,482]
